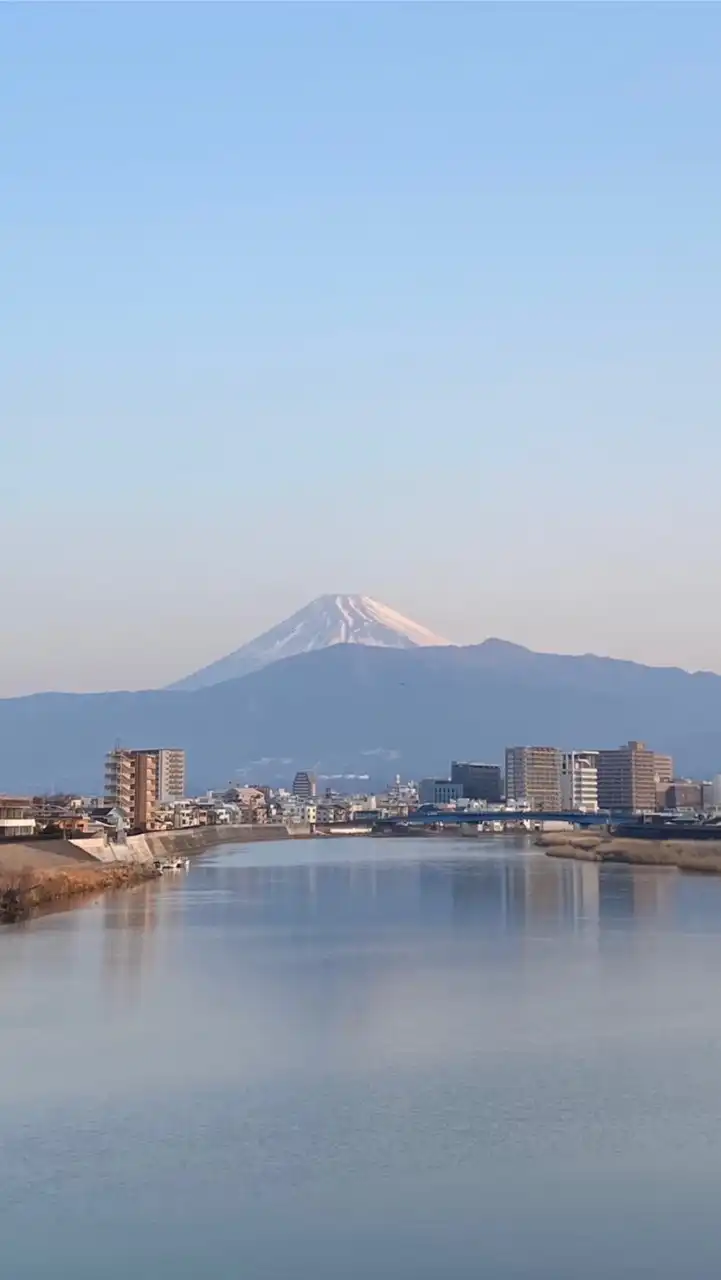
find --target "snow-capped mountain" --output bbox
[168,594,452,691]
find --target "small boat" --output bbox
[154,857,191,873]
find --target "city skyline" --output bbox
[4,5,721,693]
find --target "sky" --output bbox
[2,3,721,694]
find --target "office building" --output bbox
[292,771,317,800]
[560,751,599,812]
[505,747,562,810]
[450,762,502,804]
[419,779,463,806]
[597,741,656,813]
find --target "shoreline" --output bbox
[536,830,721,874]
[0,823,303,926]
[0,862,159,924]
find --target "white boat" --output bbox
[155,857,191,873]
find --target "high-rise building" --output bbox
[450,762,502,804]
[597,741,657,813]
[104,748,159,829]
[560,751,599,812]
[652,753,674,808]
[292,771,317,800]
[505,747,562,810]
[154,748,186,802]
[653,754,674,785]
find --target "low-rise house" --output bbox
[0,797,36,840]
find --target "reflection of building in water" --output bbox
[448,855,595,935]
[629,866,673,919]
[597,863,674,932]
[102,882,159,1005]
[599,865,636,924]
[449,862,519,931]
[576,862,600,928]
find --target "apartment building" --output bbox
[154,748,186,802]
[560,751,599,812]
[104,747,186,829]
[653,754,674,786]
[505,747,562,810]
[0,796,36,840]
[450,761,502,804]
[653,752,675,807]
[597,741,657,813]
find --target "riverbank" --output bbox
[0,861,159,924]
[537,830,721,874]
[0,823,301,924]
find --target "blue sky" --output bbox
[2,3,721,692]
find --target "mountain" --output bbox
[167,594,451,691]
[3,639,721,796]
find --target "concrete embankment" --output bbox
[537,830,721,874]
[65,822,297,866]
[0,823,297,924]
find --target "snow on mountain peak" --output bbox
[168,594,452,691]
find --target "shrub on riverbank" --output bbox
[0,863,159,923]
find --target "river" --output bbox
[3,834,721,1277]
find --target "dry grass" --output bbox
[537,832,721,874]
[0,863,159,923]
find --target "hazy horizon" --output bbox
[3,5,721,695]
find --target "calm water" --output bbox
[3,835,721,1277]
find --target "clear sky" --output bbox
[2,3,721,694]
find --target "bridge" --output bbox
[376,809,623,828]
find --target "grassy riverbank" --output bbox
[0,862,159,924]
[537,830,721,874]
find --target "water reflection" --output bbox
[101,882,160,1007]
[193,844,676,941]
[4,836,721,1280]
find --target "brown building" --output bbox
[104,748,159,830]
[505,746,562,810]
[665,781,703,811]
[597,741,657,813]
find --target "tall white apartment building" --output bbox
[155,749,186,802]
[560,751,599,812]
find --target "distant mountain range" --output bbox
[2,596,721,794]
[168,594,451,690]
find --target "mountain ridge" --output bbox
[2,638,721,794]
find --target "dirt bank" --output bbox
[536,831,721,874]
[0,862,159,924]
[0,841,100,873]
